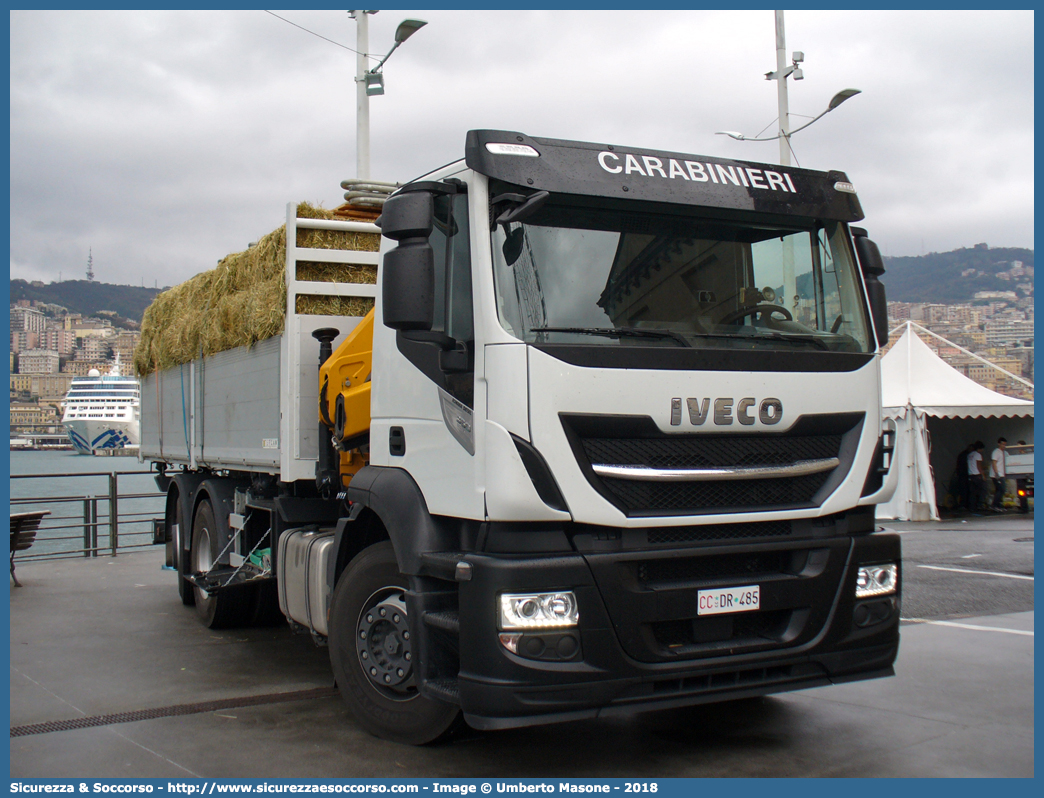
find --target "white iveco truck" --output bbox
[141,130,901,744]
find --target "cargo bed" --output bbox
[139,205,380,483]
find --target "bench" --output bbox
[10,511,49,587]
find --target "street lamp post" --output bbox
[349,10,427,180]
[352,10,372,181]
[773,10,793,166]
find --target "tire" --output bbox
[174,495,194,606]
[328,541,461,745]
[190,498,250,629]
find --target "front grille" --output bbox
[603,473,830,514]
[563,413,862,516]
[582,434,842,470]
[635,550,793,586]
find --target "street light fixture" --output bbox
[349,11,428,179]
[715,88,861,142]
[369,18,428,78]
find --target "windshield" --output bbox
[490,199,872,353]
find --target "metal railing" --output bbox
[10,470,165,562]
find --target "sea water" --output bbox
[10,449,164,557]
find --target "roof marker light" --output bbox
[834,181,857,194]
[485,142,540,157]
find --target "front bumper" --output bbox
[452,531,900,729]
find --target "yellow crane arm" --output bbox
[318,308,374,487]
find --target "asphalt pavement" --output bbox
[885,513,1034,620]
[9,516,1034,778]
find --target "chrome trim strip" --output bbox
[592,457,840,482]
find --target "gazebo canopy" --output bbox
[881,326,1034,419]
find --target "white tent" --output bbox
[876,324,1034,521]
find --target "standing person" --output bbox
[989,437,1008,511]
[967,441,987,513]
[954,442,974,510]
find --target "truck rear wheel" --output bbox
[328,541,461,745]
[190,498,249,628]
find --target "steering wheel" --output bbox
[720,303,794,325]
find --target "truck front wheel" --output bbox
[328,541,461,745]
[190,498,249,628]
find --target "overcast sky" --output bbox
[9,9,1034,288]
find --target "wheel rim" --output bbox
[172,517,181,570]
[356,588,416,700]
[193,524,213,602]
[195,525,213,573]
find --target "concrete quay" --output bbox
[9,533,1033,779]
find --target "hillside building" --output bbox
[110,330,141,366]
[10,330,40,353]
[41,328,76,356]
[18,349,60,374]
[985,319,1034,346]
[74,337,111,362]
[9,401,60,432]
[70,319,115,338]
[61,360,113,377]
[11,306,45,334]
[9,373,75,403]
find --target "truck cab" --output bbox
[316,131,900,741]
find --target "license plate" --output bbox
[697,584,760,616]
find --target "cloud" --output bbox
[9,10,1034,287]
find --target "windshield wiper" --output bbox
[530,326,691,348]
[755,331,830,350]
[530,326,831,351]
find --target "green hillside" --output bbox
[882,245,1033,304]
[10,279,166,323]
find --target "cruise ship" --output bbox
[61,358,141,454]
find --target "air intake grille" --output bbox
[646,520,792,544]
[635,550,791,586]
[563,413,862,516]
[651,609,793,649]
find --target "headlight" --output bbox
[856,563,898,598]
[499,591,579,630]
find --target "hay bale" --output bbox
[134,203,381,377]
[295,295,375,317]
[296,262,378,284]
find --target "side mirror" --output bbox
[851,227,888,347]
[383,244,434,331]
[502,227,525,266]
[380,191,435,331]
[379,191,433,241]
